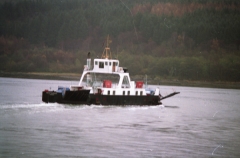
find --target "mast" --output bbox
[101,35,112,59]
[87,52,91,70]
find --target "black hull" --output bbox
[42,91,58,103]
[42,90,161,105]
[42,90,90,104]
[87,94,161,106]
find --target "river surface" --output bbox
[0,77,240,158]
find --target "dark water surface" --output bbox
[0,77,240,157]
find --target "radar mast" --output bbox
[101,35,112,59]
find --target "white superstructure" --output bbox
[70,35,160,97]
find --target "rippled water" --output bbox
[0,77,240,157]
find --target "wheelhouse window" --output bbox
[122,76,130,88]
[99,62,104,68]
[95,61,98,65]
[80,73,120,87]
[105,62,108,66]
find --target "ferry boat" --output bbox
[42,36,179,105]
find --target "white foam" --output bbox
[0,102,58,109]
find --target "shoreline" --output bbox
[0,72,80,81]
[1,71,240,89]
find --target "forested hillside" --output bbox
[1,0,240,81]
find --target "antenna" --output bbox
[101,35,112,59]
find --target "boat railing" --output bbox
[84,65,93,71]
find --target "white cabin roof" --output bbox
[92,58,120,73]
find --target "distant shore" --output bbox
[0,71,80,81]
[1,71,240,89]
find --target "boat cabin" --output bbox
[92,59,120,73]
[70,35,160,96]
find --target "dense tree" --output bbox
[0,0,240,81]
